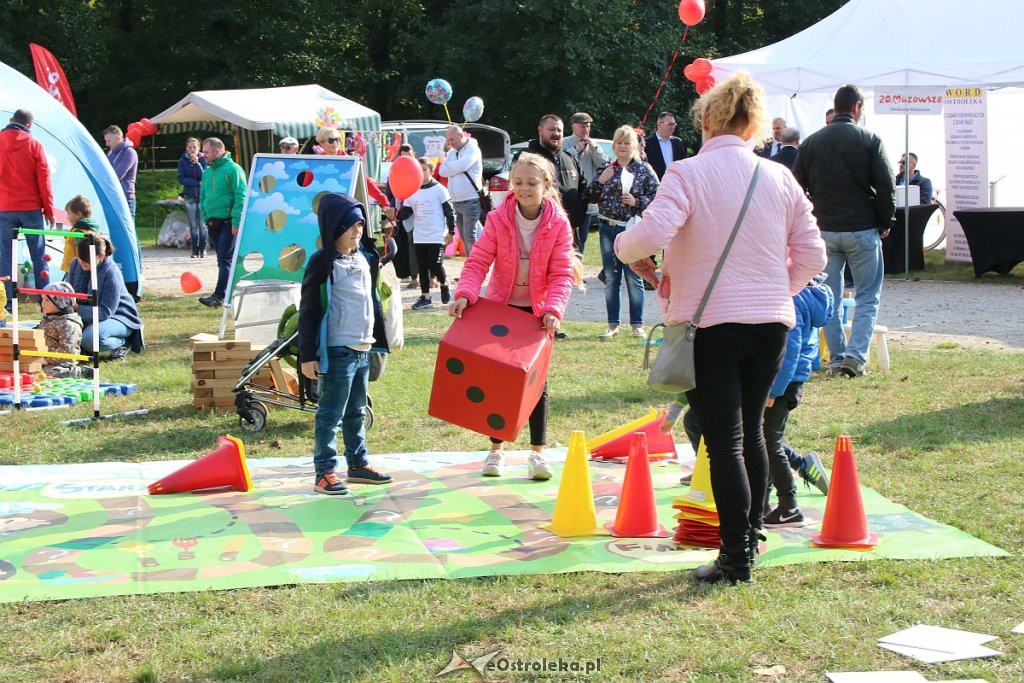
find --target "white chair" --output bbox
[842,322,890,372]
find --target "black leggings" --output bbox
[684,322,788,550]
[490,304,549,447]
[415,243,447,293]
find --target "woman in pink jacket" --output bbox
[615,72,827,585]
[450,152,576,481]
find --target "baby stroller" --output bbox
[233,305,384,432]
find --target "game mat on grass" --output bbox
[0,448,1007,603]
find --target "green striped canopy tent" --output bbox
[149,84,381,177]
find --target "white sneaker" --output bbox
[631,326,647,338]
[481,449,504,477]
[599,327,619,340]
[527,452,553,480]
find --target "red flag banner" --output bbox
[28,43,77,118]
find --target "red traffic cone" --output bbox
[148,435,253,495]
[605,432,670,538]
[590,412,677,460]
[811,435,878,549]
[180,271,202,294]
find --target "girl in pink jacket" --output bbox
[615,72,826,585]
[450,152,577,480]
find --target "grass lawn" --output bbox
[2,295,1023,681]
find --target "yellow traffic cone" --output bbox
[586,408,658,454]
[540,430,609,537]
[682,438,717,512]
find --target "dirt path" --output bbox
[140,246,1024,352]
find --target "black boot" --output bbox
[694,544,752,585]
[748,528,766,566]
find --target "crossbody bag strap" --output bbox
[462,171,481,193]
[692,162,762,326]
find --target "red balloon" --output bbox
[683,63,698,82]
[389,156,424,201]
[125,122,143,149]
[678,0,706,26]
[692,58,713,77]
[138,117,157,135]
[695,76,716,95]
[180,271,202,294]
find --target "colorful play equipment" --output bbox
[605,432,670,538]
[672,438,721,549]
[147,435,252,495]
[587,408,678,461]
[539,430,607,538]
[7,229,101,416]
[811,436,879,550]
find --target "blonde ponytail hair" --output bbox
[691,71,767,144]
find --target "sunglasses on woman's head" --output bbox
[279,144,295,149]
[326,137,341,144]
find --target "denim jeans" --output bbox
[207,219,236,300]
[576,212,594,255]
[453,199,480,257]
[0,210,48,311]
[821,229,884,364]
[313,346,369,475]
[82,318,132,353]
[599,221,644,327]
[184,198,206,253]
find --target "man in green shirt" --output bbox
[198,137,247,307]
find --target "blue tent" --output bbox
[0,59,141,288]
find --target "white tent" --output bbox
[150,84,381,176]
[711,0,1024,205]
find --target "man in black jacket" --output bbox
[644,111,687,179]
[770,127,800,169]
[516,115,585,230]
[792,84,895,378]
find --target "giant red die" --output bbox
[428,298,553,442]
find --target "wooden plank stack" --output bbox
[189,334,274,413]
[0,328,48,374]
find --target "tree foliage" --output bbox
[1,0,848,151]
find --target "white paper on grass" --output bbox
[826,672,927,682]
[1012,621,1024,634]
[878,642,1001,664]
[879,624,998,652]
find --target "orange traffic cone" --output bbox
[590,411,677,460]
[811,435,878,549]
[148,435,253,495]
[605,432,670,538]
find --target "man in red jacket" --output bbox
[0,109,55,314]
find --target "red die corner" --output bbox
[428,298,553,442]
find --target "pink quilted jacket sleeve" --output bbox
[782,173,827,295]
[452,209,499,305]
[539,212,575,320]
[613,165,692,263]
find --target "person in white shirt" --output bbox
[396,157,456,310]
[439,124,484,257]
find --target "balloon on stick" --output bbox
[683,63,698,82]
[462,96,484,123]
[692,58,713,77]
[389,156,424,201]
[677,0,706,26]
[180,272,202,294]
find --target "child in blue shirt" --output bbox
[298,193,392,495]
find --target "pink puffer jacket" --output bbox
[615,135,826,329]
[454,192,575,319]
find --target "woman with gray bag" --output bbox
[614,72,825,585]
